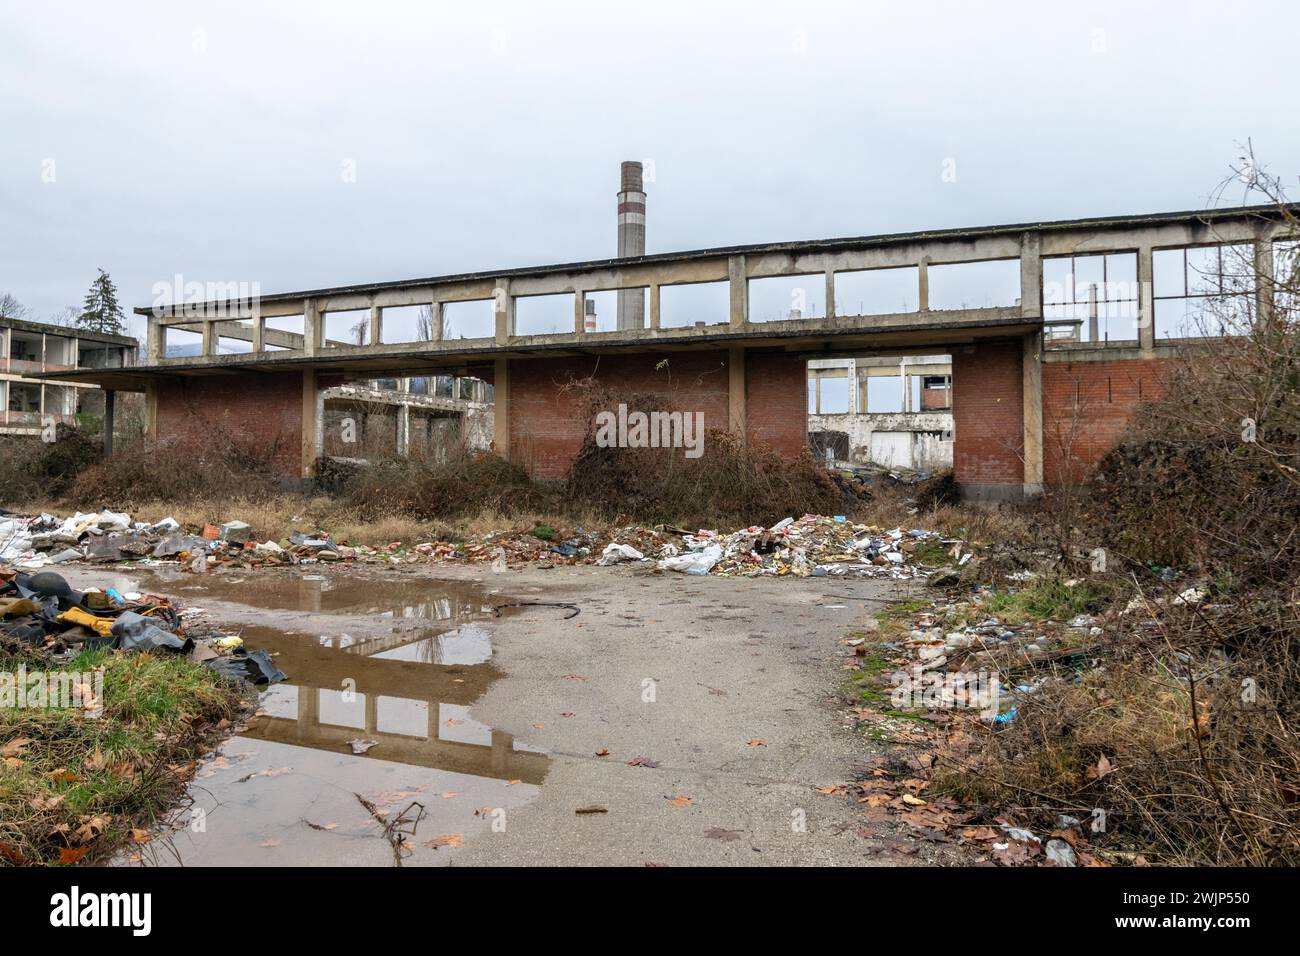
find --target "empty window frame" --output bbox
[1274,240,1299,316]
[920,374,952,410]
[379,305,436,344]
[1153,244,1256,339]
[834,266,920,316]
[322,309,370,347]
[1041,253,1139,344]
[441,300,495,339]
[561,288,652,332]
[659,280,729,328]
[263,314,305,352]
[807,368,849,414]
[163,325,204,358]
[748,274,824,322]
[513,293,574,336]
[927,259,1021,310]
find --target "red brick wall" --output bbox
[745,351,808,457]
[1042,358,1167,483]
[952,341,1024,486]
[506,350,808,479]
[507,353,732,479]
[155,371,304,477]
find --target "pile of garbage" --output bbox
[0,567,286,686]
[596,514,961,579]
[0,510,403,572]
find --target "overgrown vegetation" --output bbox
[0,646,245,866]
[938,160,1300,865]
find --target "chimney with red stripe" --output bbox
[616,160,646,330]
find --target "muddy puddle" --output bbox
[61,568,548,866]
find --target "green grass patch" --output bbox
[982,578,1108,626]
[0,650,245,866]
[530,525,557,541]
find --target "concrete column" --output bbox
[494,281,512,344]
[1022,332,1044,493]
[824,270,836,319]
[147,316,166,363]
[301,369,319,479]
[573,290,585,334]
[918,257,930,311]
[144,381,158,441]
[1255,236,1275,329]
[369,304,383,346]
[846,358,858,413]
[429,301,443,342]
[492,357,510,460]
[251,302,264,352]
[1019,232,1042,316]
[304,299,321,356]
[728,256,748,329]
[201,320,215,356]
[649,284,661,329]
[103,389,115,456]
[728,347,746,437]
[397,404,410,455]
[1137,247,1155,352]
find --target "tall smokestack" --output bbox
[616,160,646,330]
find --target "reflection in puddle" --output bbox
[78,570,549,867]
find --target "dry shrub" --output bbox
[68,425,285,509]
[561,382,863,528]
[953,598,1300,865]
[342,442,557,521]
[0,425,101,505]
[951,186,1300,864]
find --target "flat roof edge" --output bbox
[132,202,1298,315]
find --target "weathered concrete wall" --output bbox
[808,411,953,468]
[1042,357,1167,484]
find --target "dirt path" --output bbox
[60,560,946,866]
[428,563,920,866]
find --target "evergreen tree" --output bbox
[78,268,125,335]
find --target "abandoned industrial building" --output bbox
[1,316,136,437]
[41,163,1296,500]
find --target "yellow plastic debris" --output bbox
[215,636,244,650]
[55,607,115,637]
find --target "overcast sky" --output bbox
[2,0,1296,341]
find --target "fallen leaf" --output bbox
[627,756,660,768]
[594,747,610,757]
[902,794,927,807]
[58,846,90,865]
[575,805,608,814]
[0,737,31,758]
[504,779,521,786]
[815,784,848,796]
[746,739,767,747]
[667,795,692,808]
[426,833,464,849]
[1087,754,1114,781]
